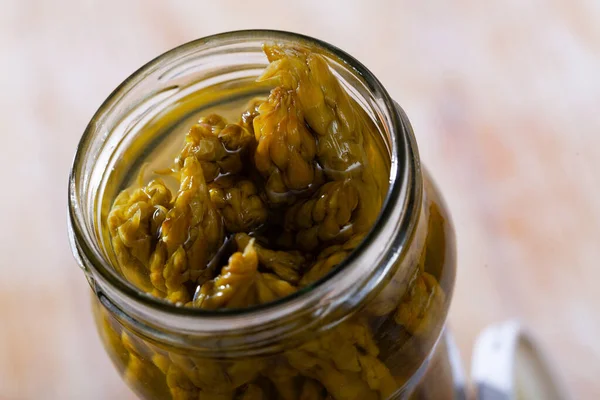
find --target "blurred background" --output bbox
[1,0,599,398]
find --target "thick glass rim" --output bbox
[68,29,417,320]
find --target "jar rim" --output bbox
[68,29,419,325]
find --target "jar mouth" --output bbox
[68,29,418,323]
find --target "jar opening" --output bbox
[68,30,419,335]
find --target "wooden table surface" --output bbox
[1,1,599,398]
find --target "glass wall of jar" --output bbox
[68,30,457,400]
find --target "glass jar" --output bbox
[68,30,458,400]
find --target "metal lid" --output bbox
[471,321,569,400]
